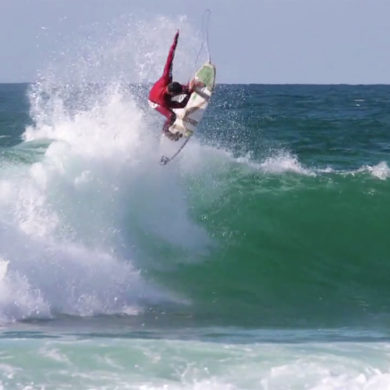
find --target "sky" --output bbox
[1,0,390,84]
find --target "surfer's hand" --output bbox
[190,80,205,92]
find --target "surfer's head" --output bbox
[167,82,183,95]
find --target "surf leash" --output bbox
[194,9,212,71]
[203,9,212,63]
[160,136,192,165]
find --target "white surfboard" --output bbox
[160,62,216,165]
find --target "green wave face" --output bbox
[148,165,390,328]
[140,85,390,328]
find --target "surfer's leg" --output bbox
[163,116,181,141]
[155,105,174,124]
[162,112,176,133]
[155,105,180,141]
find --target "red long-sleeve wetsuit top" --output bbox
[148,31,190,122]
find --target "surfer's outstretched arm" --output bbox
[162,31,179,83]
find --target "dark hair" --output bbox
[167,82,183,94]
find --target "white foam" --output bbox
[182,143,316,178]
[0,363,19,380]
[38,347,70,364]
[211,148,390,181]
[361,161,390,180]
[209,148,316,176]
[259,151,316,176]
[0,17,207,323]
[2,337,390,389]
[0,256,50,323]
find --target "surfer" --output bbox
[148,31,199,141]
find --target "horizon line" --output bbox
[1,81,390,86]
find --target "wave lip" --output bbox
[230,149,390,181]
[358,161,390,180]
[259,152,315,176]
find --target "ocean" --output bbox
[1,81,390,389]
[1,23,390,389]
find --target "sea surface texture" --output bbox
[1,23,390,390]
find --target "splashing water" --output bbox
[0,16,210,323]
